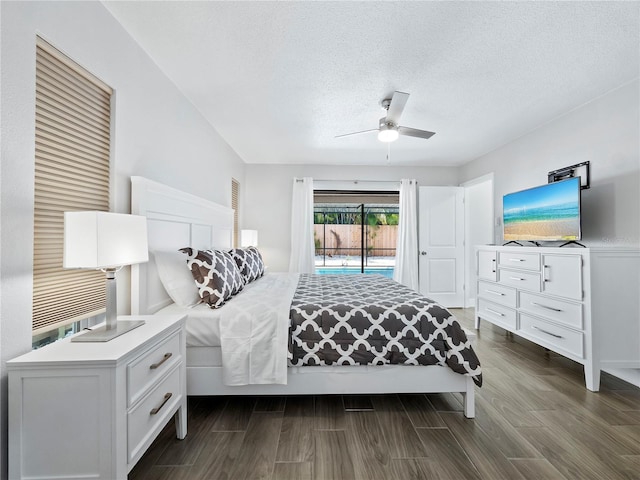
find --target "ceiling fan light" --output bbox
[378,128,399,143]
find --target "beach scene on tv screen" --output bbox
[503,178,580,241]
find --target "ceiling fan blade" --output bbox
[335,128,378,138]
[398,126,436,140]
[385,91,410,125]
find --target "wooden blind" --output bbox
[232,179,239,248]
[33,38,112,334]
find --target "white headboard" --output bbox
[130,176,234,314]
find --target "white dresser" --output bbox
[8,314,187,480]
[475,245,640,391]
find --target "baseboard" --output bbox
[465,296,476,309]
[602,368,640,388]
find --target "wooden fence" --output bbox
[314,224,397,256]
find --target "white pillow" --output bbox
[152,250,201,308]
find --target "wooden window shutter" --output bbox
[32,37,112,334]
[232,179,239,248]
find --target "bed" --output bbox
[130,176,481,418]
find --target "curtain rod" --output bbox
[297,179,403,184]
[295,178,415,187]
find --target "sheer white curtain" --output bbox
[289,177,316,273]
[393,179,419,290]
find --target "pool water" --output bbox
[315,266,394,278]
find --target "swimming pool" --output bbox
[315,266,394,278]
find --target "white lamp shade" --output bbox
[240,229,258,247]
[63,211,149,269]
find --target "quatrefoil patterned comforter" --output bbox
[288,274,482,386]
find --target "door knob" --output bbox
[420,251,427,255]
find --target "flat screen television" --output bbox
[503,177,581,242]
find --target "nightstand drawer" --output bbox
[478,281,516,308]
[128,363,183,464]
[498,268,541,292]
[128,330,182,407]
[520,313,583,358]
[519,291,583,329]
[477,298,517,331]
[498,251,540,270]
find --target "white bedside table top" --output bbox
[7,314,185,367]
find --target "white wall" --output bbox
[460,80,640,248]
[463,174,494,307]
[0,2,245,475]
[244,164,459,272]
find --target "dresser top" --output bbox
[475,245,640,254]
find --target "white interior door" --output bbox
[418,186,465,307]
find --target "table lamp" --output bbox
[63,211,149,342]
[240,229,258,247]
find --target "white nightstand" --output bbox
[8,314,187,480]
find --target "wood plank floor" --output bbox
[129,308,640,480]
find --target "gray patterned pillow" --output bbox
[180,248,244,308]
[229,247,265,284]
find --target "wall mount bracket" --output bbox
[548,161,590,189]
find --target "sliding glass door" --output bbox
[313,200,398,278]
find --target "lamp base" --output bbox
[71,320,146,342]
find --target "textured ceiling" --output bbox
[103,1,639,167]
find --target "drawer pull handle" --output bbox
[509,277,524,281]
[532,302,562,312]
[532,326,563,339]
[509,258,525,262]
[486,307,505,317]
[150,352,172,370]
[487,290,505,296]
[543,265,550,282]
[150,393,173,415]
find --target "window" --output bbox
[32,37,112,335]
[231,178,239,247]
[313,190,399,277]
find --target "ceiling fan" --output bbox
[335,91,435,143]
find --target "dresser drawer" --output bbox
[477,298,517,331]
[498,251,540,271]
[128,363,183,464]
[498,268,541,292]
[128,330,182,407]
[519,292,583,329]
[478,281,516,308]
[519,313,583,358]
